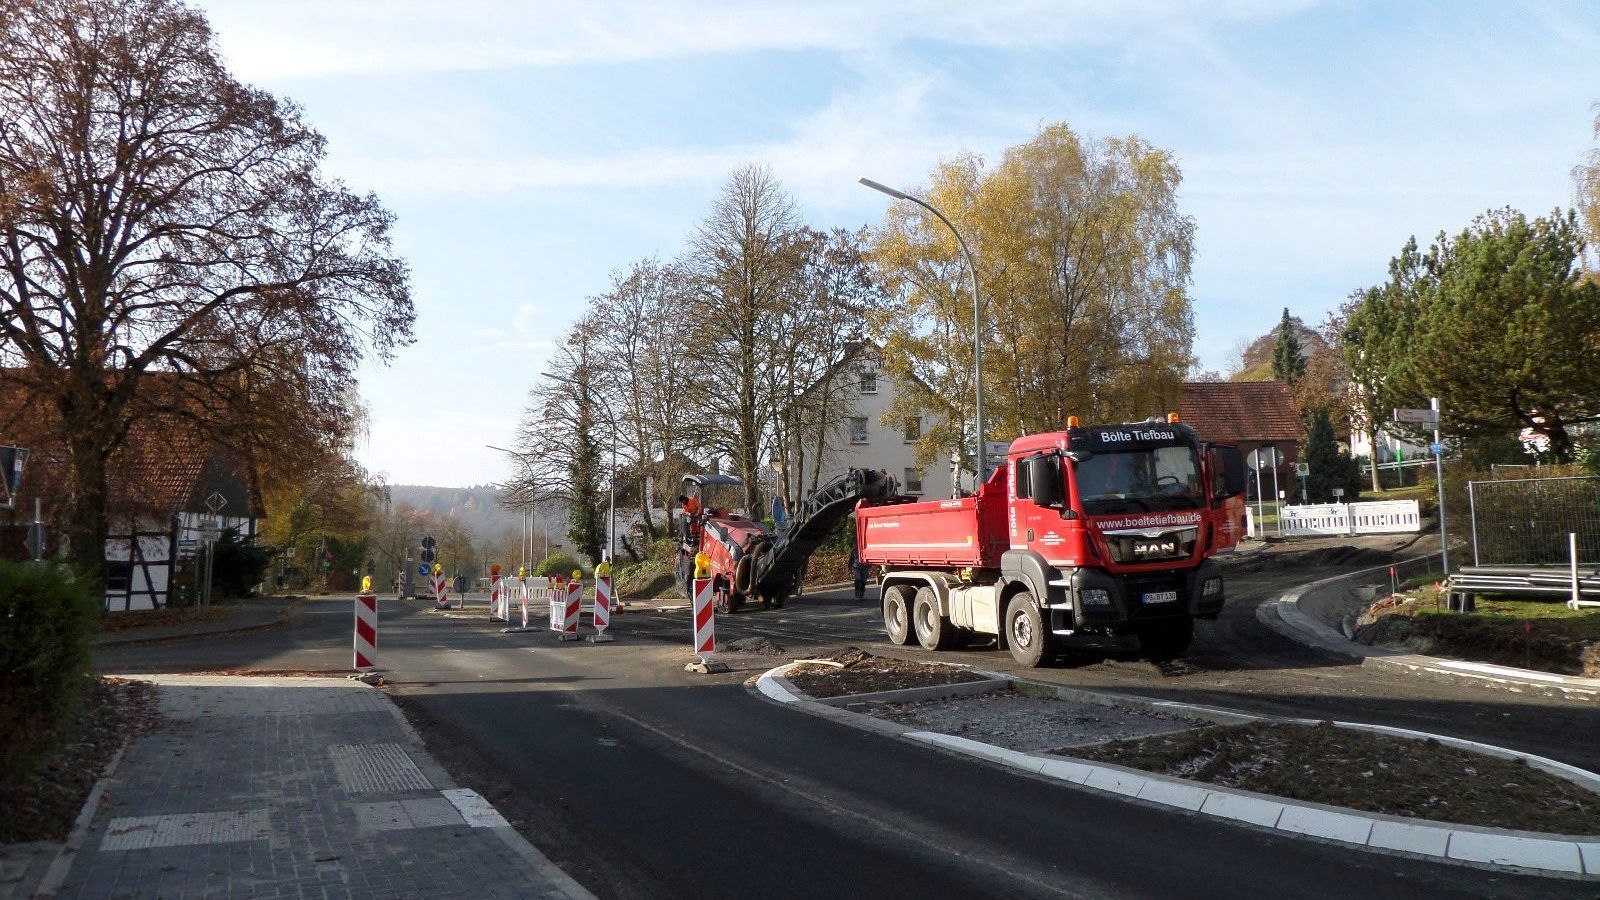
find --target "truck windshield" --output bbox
[1073,445,1203,514]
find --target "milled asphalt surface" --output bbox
[93,548,1600,898]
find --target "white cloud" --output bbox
[198,0,1323,80]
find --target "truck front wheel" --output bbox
[883,584,915,645]
[912,587,955,651]
[1139,617,1194,662]
[1005,592,1051,668]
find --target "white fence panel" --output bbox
[1279,500,1421,537]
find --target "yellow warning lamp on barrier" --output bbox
[432,562,443,576]
[517,566,528,579]
[595,560,612,578]
[571,568,583,583]
[1066,415,1081,428]
[693,551,711,579]
[491,563,501,578]
[1167,412,1180,424]
[361,575,372,594]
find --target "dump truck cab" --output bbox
[859,416,1248,665]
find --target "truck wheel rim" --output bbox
[888,600,905,632]
[1012,611,1033,648]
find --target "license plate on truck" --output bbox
[1141,590,1178,605]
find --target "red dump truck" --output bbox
[858,416,1248,666]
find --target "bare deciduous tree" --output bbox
[0,0,413,578]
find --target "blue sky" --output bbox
[193,0,1600,488]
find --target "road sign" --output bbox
[1393,408,1438,425]
[1430,442,1444,456]
[198,527,222,541]
[417,563,429,576]
[1295,462,1310,477]
[205,491,228,514]
[1332,487,1345,499]
[1247,446,1283,470]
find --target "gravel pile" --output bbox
[870,687,1202,753]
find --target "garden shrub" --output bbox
[0,561,100,777]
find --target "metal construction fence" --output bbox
[1466,476,1600,567]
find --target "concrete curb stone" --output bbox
[1257,569,1600,702]
[753,662,1600,879]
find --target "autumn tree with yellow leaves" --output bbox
[868,123,1196,476]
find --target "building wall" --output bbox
[792,360,956,502]
[105,510,259,611]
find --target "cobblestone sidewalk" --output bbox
[48,676,592,900]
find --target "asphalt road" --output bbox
[96,552,1600,899]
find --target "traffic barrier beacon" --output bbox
[354,576,377,673]
[589,559,615,643]
[431,562,449,609]
[685,551,727,673]
[489,564,503,620]
[557,569,581,641]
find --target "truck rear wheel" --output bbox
[1005,592,1051,668]
[883,584,915,645]
[912,586,955,651]
[1139,617,1194,662]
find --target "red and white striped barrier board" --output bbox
[589,574,614,642]
[353,593,377,672]
[490,573,503,620]
[692,576,715,657]
[432,573,449,608]
[559,579,581,641]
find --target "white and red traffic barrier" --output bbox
[685,576,728,672]
[589,571,614,643]
[547,576,565,632]
[502,575,540,633]
[553,573,579,637]
[431,573,449,609]
[490,571,503,620]
[353,593,377,672]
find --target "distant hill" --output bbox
[387,484,568,541]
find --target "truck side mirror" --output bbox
[1210,446,1248,499]
[1025,455,1064,507]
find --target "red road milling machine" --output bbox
[675,414,1248,665]
[674,468,899,613]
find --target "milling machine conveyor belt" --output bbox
[752,468,899,597]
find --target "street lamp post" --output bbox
[485,443,545,571]
[859,177,987,486]
[541,372,618,564]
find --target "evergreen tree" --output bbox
[1271,307,1306,385]
[1302,409,1344,502]
[566,389,608,565]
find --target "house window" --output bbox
[860,370,878,394]
[848,417,869,444]
[903,416,921,443]
[904,467,923,495]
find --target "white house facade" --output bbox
[789,346,956,502]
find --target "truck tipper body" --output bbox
[858,417,1248,665]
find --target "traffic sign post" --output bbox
[1431,397,1449,579]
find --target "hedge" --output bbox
[0,561,101,777]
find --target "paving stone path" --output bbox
[53,676,591,900]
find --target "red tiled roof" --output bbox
[1180,382,1303,443]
